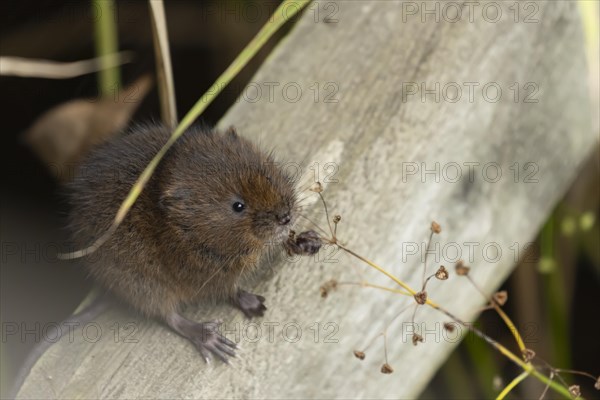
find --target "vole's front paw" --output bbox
[166,313,237,363]
[296,230,322,254]
[233,289,267,318]
[285,230,322,256]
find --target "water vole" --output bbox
[69,123,321,362]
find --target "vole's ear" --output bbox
[225,126,238,140]
[158,189,174,212]
[159,187,194,232]
[159,187,189,212]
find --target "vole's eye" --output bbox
[232,201,245,213]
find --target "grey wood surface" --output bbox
[17,1,595,398]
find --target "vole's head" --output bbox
[158,126,297,255]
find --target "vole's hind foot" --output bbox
[192,321,237,364]
[285,230,322,256]
[233,289,267,318]
[166,313,237,363]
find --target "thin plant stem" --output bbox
[337,281,412,296]
[338,246,574,399]
[539,371,555,400]
[93,0,120,96]
[149,0,177,127]
[466,275,526,353]
[422,230,434,287]
[60,0,312,260]
[318,192,335,238]
[496,370,530,400]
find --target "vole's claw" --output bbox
[166,313,237,364]
[215,342,236,358]
[198,347,211,364]
[219,334,238,349]
[194,326,237,364]
[233,289,267,318]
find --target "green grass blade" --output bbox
[93,0,120,95]
[149,0,178,127]
[61,0,312,260]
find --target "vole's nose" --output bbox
[277,212,291,226]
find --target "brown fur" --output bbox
[69,124,297,319]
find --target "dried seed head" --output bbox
[431,221,442,234]
[412,333,424,346]
[381,363,394,374]
[353,350,365,360]
[414,290,427,305]
[319,287,327,298]
[455,260,470,276]
[310,181,323,193]
[333,215,341,223]
[569,385,581,398]
[594,375,600,390]
[435,265,449,280]
[443,322,456,333]
[493,291,508,306]
[522,348,536,362]
[320,279,338,298]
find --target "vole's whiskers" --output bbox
[296,180,320,194]
[295,213,330,239]
[264,242,278,273]
[294,194,317,207]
